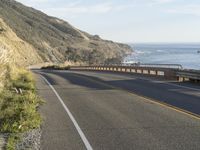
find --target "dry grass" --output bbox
[0,65,7,90]
[0,18,42,67]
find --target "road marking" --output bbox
[72,73,200,121]
[73,71,200,91]
[41,75,93,150]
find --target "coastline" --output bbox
[124,43,200,70]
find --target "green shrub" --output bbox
[0,91,42,133]
[12,80,35,91]
[6,135,19,150]
[0,68,43,149]
[41,64,70,70]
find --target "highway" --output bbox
[34,70,200,150]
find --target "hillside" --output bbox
[0,17,43,88]
[0,0,132,66]
[0,18,42,66]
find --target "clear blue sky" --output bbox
[17,0,200,43]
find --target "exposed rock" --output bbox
[92,35,101,40]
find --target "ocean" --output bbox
[125,43,200,70]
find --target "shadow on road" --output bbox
[36,70,200,116]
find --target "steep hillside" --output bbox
[0,0,132,65]
[0,18,42,87]
[0,18,42,66]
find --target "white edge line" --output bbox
[41,75,93,150]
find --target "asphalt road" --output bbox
[34,70,200,150]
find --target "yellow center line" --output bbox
[72,73,200,121]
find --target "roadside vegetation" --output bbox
[0,66,43,150]
[41,64,70,70]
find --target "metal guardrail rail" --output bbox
[71,64,200,82]
[71,64,179,80]
[134,63,183,69]
[176,70,200,81]
[98,63,183,69]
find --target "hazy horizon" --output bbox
[129,42,200,45]
[16,0,200,43]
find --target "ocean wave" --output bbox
[156,49,165,52]
[135,50,152,55]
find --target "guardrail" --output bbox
[70,65,179,80]
[176,70,200,82]
[69,63,200,82]
[92,63,183,69]
[132,63,183,69]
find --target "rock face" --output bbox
[0,0,133,65]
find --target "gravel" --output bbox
[0,134,7,149]
[16,129,41,150]
[0,129,41,150]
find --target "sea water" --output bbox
[125,43,200,70]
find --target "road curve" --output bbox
[34,70,200,150]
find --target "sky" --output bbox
[16,0,200,43]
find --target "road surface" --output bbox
[34,70,200,150]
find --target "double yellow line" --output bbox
[72,73,200,121]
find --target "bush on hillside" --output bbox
[41,65,70,70]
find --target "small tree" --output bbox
[89,49,105,65]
